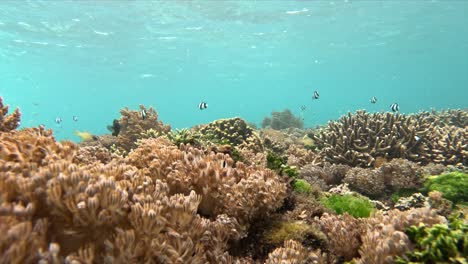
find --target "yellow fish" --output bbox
[74,131,97,142]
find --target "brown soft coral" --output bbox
[0,97,21,132]
[110,105,170,153]
[126,138,287,226]
[265,240,325,264]
[317,213,363,261]
[344,159,424,197]
[355,208,445,263]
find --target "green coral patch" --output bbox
[321,194,374,218]
[423,172,468,204]
[292,179,313,195]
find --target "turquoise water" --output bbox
[1,0,467,141]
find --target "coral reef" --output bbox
[261,109,304,130]
[0,120,287,263]
[0,97,21,132]
[312,110,468,168]
[2,94,467,263]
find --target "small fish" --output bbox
[74,131,97,142]
[140,109,147,119]
[107,119,121,137]
[73,115,78,121]
[390,103,399,112]
[301,105,306,111]
[198,102,208,110]
[370,96,377,104]
[312,90,319,99]
[55,117,62,124]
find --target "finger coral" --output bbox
[0,97,21,132]
[126,137,286,227]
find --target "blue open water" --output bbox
[0,0,467,141]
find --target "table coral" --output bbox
[0,97,21,132]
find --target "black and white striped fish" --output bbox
[140,109,147,119]
[73,115,78,121]
[370,96,377,104]
[390,103,399,112]
[55,117,62,124]
[312,90,319,99]
[198,102,208,110]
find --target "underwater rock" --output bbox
[394,193,429,211]
[261,109,304,130]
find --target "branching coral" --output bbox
[0,97,21,132]
[312,110,468,167]
[424,125,467,166]
[126,138,286,227]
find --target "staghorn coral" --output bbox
[110,105,170,153]
[196,117,263,152]
[126,137,286,227]
[313,110,468,167]
[423,109,468,128]
[424,125,467,166]
[0,97,21,132]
